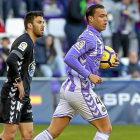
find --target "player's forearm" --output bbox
[6,53,20,79]
[64,48,90,78]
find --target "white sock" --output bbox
[93,131,109,140]
[33,129,53,140]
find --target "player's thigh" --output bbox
[2,123,18,136]
[48,117,70,137]
[65,89,108,122]
[89,116,112,134]
[53,87,78,119]
[19,122,33,137]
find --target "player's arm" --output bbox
[64,47,90,78]
[64,40,102,86]
[7,41,29,99]
[6,53,25,99]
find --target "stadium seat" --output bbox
[5,18,25,37]
[48,18,66,38]
[54,37,64,56]
[120,57,129,66]
[43,19,48,36]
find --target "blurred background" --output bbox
[0,0,140,132]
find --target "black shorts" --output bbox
[0,97,33,125]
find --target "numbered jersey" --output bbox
[63,25,104,92]
[53,86,108,121]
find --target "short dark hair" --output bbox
[2,37,9,41]
[86,4,105,23]
[24,11,44,30]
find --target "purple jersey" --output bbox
[63,25,104,92]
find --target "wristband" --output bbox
[16,77,22,83]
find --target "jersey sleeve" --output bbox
[64,47,90,78]
[64,37,96,78]
[72,35,96,55]
[11,40,31,59]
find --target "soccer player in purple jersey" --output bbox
[34,4,120,140]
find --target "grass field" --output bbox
[0,124,139,140]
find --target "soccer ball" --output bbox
[100,46,116,69]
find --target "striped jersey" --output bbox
[63,25,104,92]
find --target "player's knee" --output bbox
[21,130,34,139]
[104,124,112,134]
[50,131,61,139]
[8,132,17,140]
[107,125,112,134]
[98,124,112,134]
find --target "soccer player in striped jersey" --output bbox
[34,4,120,140]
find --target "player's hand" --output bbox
[13,81,25,100]
[88,73,103,87]
[110,53,120,68]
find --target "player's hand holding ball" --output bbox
[110,53,120,68]
[100,46,120,69]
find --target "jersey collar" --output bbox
[87,25,101,37]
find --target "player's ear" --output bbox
[88,16,93,23]
[27,23,33,29]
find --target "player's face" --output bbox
[92,8,108,33]
[32,16,45,37]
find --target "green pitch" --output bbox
[0,124,139,140]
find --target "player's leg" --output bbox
[48,117,70,138]
[34,87,77,140]
[88,94,111,140]
[19,122,34,139]
[90,116,112,140]
[68,88,111,140]
[0,123,18,139]
[34,117,70,140]
[19,98,34,139]
[0,97,21,139]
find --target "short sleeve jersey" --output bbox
[7,33,35,97]
[63,25,104,92]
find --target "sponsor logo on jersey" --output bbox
[28,60,35,77]
[18,42,27,51]
[75,40,85,50]
[27,109,32,113]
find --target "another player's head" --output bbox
[86,4,107,33]
[24,11,44,37]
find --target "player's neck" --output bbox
[26,31,38,43]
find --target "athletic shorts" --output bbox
[53,87,108,122]
[0,97,33,125]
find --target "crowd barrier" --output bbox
[0,77,140,125]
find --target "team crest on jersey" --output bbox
[102,106,106,112]
[28,60,35,77]
[18,42,27,51]
[75,40,85,50]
